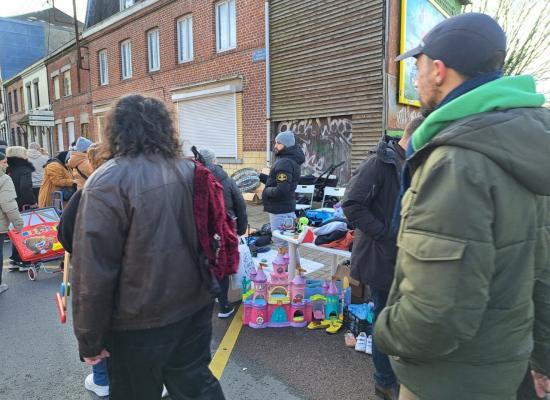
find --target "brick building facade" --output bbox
[82,0,267,173]
[46,41,92,153]
[5,77,26,146]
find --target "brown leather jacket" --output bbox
[72,154,213,358]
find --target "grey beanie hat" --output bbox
[199,148,216,165]
[275,130,295,147]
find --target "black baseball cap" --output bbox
[396,13,507,76]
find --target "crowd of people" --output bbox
[0,11,548,400]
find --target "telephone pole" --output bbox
[71,0,82,94]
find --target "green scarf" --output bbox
[412,75,547,151]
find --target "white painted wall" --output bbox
[22,64,49,113]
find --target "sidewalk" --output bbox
[246,204,340,281]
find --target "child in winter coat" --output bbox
[66,137,93,190]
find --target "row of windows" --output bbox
[98,0,236,86]
[51,70,72,102]
[7,88,22,114]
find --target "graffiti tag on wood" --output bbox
[276,116,352,185]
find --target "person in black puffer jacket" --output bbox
[6,146,36,209]
[199,148,248,319]
[6,146,36,270]
[259,130,305,249]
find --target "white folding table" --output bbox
[272,230,351,279]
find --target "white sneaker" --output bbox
[0,284,8,295]
[84,373,109,397]
[355,332,367,352]
[162,385,169,398]
[365,335,373,355]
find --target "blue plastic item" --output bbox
[305,209,335,224]
[348,303,375,324]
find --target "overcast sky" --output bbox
[0,0,87,22]
[0,1,547,97]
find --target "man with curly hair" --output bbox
[71,95,225,400]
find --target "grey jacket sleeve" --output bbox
[0,178,23,231]
[230,180,248,236]
[71,188,128,358]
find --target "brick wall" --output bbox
[6,78,26,146]
[46,46,93,151]
[84,0,267,153]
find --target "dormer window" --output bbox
[120,0,134,11]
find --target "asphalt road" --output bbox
[0,256,376,400]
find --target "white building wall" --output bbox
[22,64,49,113]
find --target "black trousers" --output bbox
[108,303,225,400]
[217,275,230,308]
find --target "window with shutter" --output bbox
[99,50,109,85]
[148,29,160,72]
[216,0,236,52]
[53,77,60,100]
[121,41,132,79]
[178,94,237,158]
[177,16,193,63]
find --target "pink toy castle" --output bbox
[243,248,312,328]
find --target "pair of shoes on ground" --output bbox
[375,383,399,400]
[218,305,235,319]
[354,332,372,355]
[306,318,343,334]
[85,374,170,398]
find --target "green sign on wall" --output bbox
[434,0,463,16]
[398,0,463,106]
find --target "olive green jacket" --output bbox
[374,86,550,398]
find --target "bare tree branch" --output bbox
[466,0,550,86]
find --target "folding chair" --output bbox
[295,185,315,212]
[321,187,346,208]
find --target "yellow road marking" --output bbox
[209,304,243,379]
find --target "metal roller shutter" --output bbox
[178,93,237,158]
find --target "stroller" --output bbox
[297,161,345,207]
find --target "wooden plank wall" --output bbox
[269,0,385,170]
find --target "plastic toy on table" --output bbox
[279,216,296,236]
[297,217,309,233]
[333,202,344,218]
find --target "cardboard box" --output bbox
[243,193,262,205]
[244,183,264,205]
[333,262,365,303]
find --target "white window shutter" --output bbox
[178,94,237,158]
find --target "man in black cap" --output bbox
[373,13,550,400]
